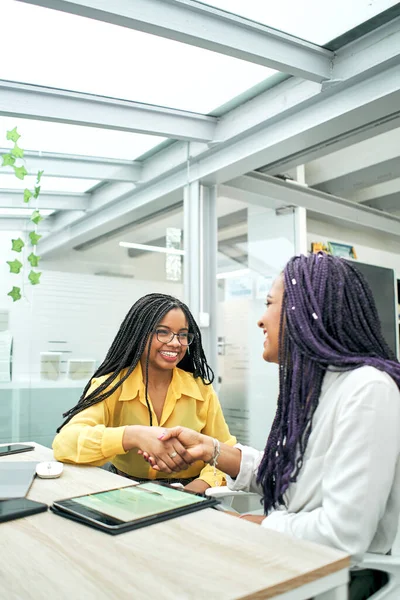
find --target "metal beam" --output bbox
[305,127,400,195]
[38,24,400,256]
[0,80,216,142]
[351,178,400,204]
[0,191,89,210]
[313,156,400,197]
[228,173,400,238]
[362,192,400,213]
[183,181,201,319]
[0,218,51,231]
[17,0,333,82]
[332,15,400,80]
[0,149,142,182]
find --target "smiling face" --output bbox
[257,275,284,364]
[141,308,189,373]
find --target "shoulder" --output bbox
[87,368,130,400]
[329,365,400,415]
[335,365,398,392]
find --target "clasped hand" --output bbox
[137,426,211,474]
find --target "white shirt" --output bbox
[228,366,400,564]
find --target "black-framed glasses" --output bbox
[154,328,195,346]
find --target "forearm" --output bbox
[53,423,126,464]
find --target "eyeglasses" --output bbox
[154,328,195,346]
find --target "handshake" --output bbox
[135,426,216,474]
[138,427,216,473]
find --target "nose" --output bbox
[257,317,264,329]
[167,334,181,348]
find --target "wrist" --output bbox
[122,425,145,451]
[202,435,215,464]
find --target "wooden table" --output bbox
[0,444,349,600]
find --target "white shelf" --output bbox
[0,378,86,390]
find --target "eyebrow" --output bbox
[157,325,189,331]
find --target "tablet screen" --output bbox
[69,483,208,523]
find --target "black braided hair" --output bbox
[57,293,213,432]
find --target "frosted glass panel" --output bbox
[218,205,299,449]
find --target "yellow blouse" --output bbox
[53,363,236,487]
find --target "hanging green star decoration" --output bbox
[28,270,42,285]
[6,127,20,143]
[37,170,44,184]
[33,185,41,199]
[2,154,15,167]
[13,165,28,180]
[31,210,43,225]
[23,188,32,203]
[11,238,25,252]
[11,144,24,159]
[7,259,23,274]
[29,231,42,246]
[27,252,40,267]
[7,286,22,302]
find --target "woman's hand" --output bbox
[239,514,265,525]
[138,426,214,471]
[122,425,193,473]
[184,479,210,494]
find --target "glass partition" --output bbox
[217,198,301,450]
[0,205,184,447]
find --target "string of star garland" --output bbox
[3,127,44,302]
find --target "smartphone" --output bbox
[0,497,48,523]
[0,444,34,457]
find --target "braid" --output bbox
[257,253,400,513]
[57,293,213,432]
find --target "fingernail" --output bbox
[157,433,165,439]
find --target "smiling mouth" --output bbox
[159,351,179,360]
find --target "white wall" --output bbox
[307,217,400,275]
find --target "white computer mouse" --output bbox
[36,461,64,479]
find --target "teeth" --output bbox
[160,351,178,357]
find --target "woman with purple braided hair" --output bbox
[141,253,400,600]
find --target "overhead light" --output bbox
[119,241,184,255]
[217,268,250,279]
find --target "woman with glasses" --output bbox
[53,293,235,493]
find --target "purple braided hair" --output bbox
[257,252,400,513]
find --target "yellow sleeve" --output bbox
[52,377,127,466]
[198,386,236,488]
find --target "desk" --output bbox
[0,444,349,600]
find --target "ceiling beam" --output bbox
[0,191,89,210]
[16,0,333,82]
[0,218,51,231]
[0,149,142,182]
[0,80,216,142]
[37,21,400,256]
[228,173,400,238]
[305,127,400,194]
[362,192,400,213]
[313,156,400,197]
[351,178,400,204]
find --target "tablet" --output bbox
[0,498,48,523]
[51,482,219,534]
